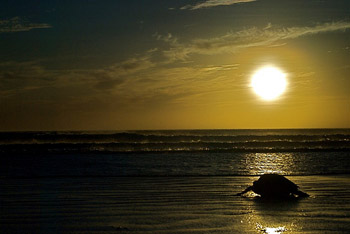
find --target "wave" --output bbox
[1,130,349,153]
[1,141,349,154]
[2,172,350,180]
[1,131,349,142]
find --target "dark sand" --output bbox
[1,175,350,233]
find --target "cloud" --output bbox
[93,56,155,90]
[0,62,51,92]
[0,17,51,33]
[181,0,257,10]
[0,58,238,110]
[161,21,350,61]
[2,20,349,118]
[0,56,155,96]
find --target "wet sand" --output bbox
[1,175,350,233]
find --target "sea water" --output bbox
[0,129,349,177]
[1,129,350,233]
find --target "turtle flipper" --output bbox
[294,189,309,198]
[236,186,253,196]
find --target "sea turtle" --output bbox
[236,174,309,199]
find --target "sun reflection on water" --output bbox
[244,153,295,175]
[239,153,301,233]
[263,226,286,234]
[240,210,297,233]
[254,219,289,233]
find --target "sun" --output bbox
[251,66,287,101]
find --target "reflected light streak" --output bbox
[241,205,297,233]
[256,222,287,233]
[244,153,295,175]
[264,226,286,234]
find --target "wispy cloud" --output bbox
[2,21,349,120]
[0,54,156,100]
[181,0,257,10]
[92,56,155,91]
[0,17,51,33]
[0,56,245,113]
[160,21,350,61]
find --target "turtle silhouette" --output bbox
[236,174,309,199]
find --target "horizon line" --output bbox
[1,127,349,133]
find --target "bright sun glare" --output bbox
[251,66,287,101]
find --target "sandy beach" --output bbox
[1,175,350,233]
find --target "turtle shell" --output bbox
[251,174,299,198]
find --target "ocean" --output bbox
[1,129,350,233]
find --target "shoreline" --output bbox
[1,175,350,233]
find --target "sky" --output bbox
[0,0,349,130]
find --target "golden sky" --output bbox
[0,0,349,130]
